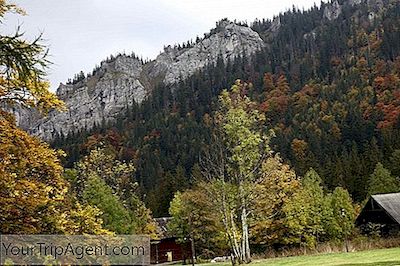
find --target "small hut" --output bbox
[356,192,400,236]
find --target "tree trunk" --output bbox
[240,183,251,264]
[188,215,196,265]
[190,237,196,266]
[219,181,241,265]
[230,210,242,264]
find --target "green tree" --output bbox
[326,187,356,243]
[202,80,272,264]
[174,165,187,191]
[389,149,400,178]
[169,191,196,263]
[169,192,190,241]
[282,169,325,248]
[368,163,400,195]
[74,147,157,236]
[169,188,226,260]
[82,174,132,233]
[190,163,202,184]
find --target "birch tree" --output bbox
[201,80,272,264]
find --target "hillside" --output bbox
[17,0,400,216]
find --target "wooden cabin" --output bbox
[356,192,400,236]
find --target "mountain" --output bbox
[16,0,400,216]
[15,20,264,141]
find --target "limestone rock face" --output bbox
[324,0,342,21]
[19,21,265,141]
[28,55,146,140]
[349,0,362,6]
[161,21,264,85]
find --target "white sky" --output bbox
[2,0,323,91]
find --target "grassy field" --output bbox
[199,248,400,266]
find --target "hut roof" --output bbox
[371,193,400,224]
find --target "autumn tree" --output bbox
[73,147,157,236]
[0,1,63,113]
[55,202,112,235]
[0,115,68,233]
[251,154,300,245]
[260,73,290,118]
[73,146,136,200]
[0,0,68,233]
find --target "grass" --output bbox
[199,247,400,266]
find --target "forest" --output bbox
[1,0,400,264]
[54,0,400,214]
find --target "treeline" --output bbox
[167,83,400,259]
[66,52,146,85]
[167,81,357,262]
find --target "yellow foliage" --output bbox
[0,114,67,233]
[0,0,25,17]
[251,155,300,244]
[55,202,113,235]
[0,0,65,114]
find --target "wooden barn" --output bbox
[151,217,192,264]
[356,192,400,236]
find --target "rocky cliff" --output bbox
[19,20,264,141]
[18,0,385,141]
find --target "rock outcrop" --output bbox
[22,55,146,140]
[349,0,362,6]
[20,21,265,141]
[324,0,342,21]
[161,21,264,85]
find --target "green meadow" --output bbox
[199,248,400,266]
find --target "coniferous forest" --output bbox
[2,0,400,264]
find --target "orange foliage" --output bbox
[374,72,400,129]
[261,73,291,117]
[291,139,308,159]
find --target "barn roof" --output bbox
[154,217,173,239]
[371,192,400,224]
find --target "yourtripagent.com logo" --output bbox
[0,235,150,265]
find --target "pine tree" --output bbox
[389,149,400,178]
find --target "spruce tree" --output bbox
[368,163,400,195]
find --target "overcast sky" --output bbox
[2,0,323,91]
